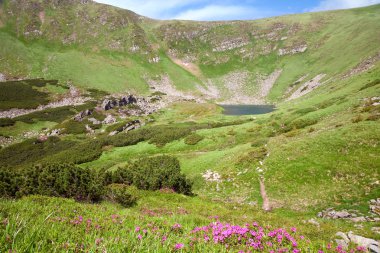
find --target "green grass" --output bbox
[0,2,379,252]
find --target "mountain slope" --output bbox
[0,0,379,103]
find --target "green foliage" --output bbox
[0,164,104,201]
[0,118,15,127]
[15,106,76,123]
[0,80,50,110]
[0,136,75,168]
[289,118,318,129]
[360,79,380,91]
[57,120,87,134]
[113,156,193,195]
[184,133,204,145]
[105,184,138,207]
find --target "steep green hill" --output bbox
[0,0,379,102]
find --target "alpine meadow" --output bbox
[0,0,379,252]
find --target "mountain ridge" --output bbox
[0,1,379,104]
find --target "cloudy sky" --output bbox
[94,0,380,21]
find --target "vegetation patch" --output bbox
[0,80,50,110]
[111,156,193,195]
[184,133,204,145]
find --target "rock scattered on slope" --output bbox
[287,74,327,101]
[202,170,222,183]
[335,231,380,252]
[74,109,93,121]
[102,115,116,124]
[343,52,380,79]
[370,198,380,216]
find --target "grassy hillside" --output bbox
[0,1,379,252]
[0,0,379,101]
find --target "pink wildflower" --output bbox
[174,243,184,250]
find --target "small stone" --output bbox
[336,232,350,243]
[335,239,348,250]
[350,217,367,223]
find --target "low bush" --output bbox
[15,106,76,123]
[112,156,192,195]
[0,137,75,168]
[105,184,138,207]
[0,164,104,201]
[289,118,318,129]
[0,118,15,127]
[360,79,380,91]
[184,133,204,145]
[352,115,364,123]
[0,80,50,110]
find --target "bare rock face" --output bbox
[278,44,307,56]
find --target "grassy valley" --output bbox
[0,0,379,252]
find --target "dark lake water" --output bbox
[220,104,276,116]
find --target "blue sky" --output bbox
[94,0,380,21]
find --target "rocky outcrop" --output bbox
[102,114,116,124]
[318,204,380,223]
[74,109,93,121]
[287,74,326,101]
[335,231,379,252]
[101,95,138,111]
[278,44,307,56]
[343,52,380,79]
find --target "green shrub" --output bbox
[105,184,138,207]
[114,156,192,195]
[294,107,317,115]
[184,133,204,145]
[289,118,318,129]
[15,106,76,123]
[0,118,16,127]
[251,138,268,147]
[352,115,364,123]
[0,167,22,197]
[366,114,380,121]
[57,120,87,134]
[0,80,50,110]
[0,164,104,201]
[47,139,106,164]
[360,79,380,91]
[0,137,75,168]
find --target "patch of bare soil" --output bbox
[170,56,203,78]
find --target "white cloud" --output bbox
[95,0,204,19]
[311,0,380,11]
[173,5,271,21]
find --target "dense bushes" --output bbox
[184,133,204,145]
[0,137,75,168]
[0,156,192,203]
[0,164,104,201]
[0,80,51,110]
[15,106,76,123]
[111,156,193,195]
[105,184,138,207]
[0,118,15,127]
